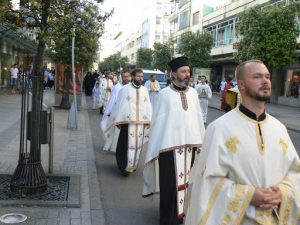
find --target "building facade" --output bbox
[169,0,300,106]
[0,25,36,88]
[113,0,172,66]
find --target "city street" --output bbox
[87,96,300,225]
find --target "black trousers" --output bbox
[158,149,196,225]
[159,151,180,225]
[116,124,128,172]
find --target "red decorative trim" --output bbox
[178,183,188,191]
[178,212,185,220]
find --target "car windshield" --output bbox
[143,73,166,82]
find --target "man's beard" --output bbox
[245,87,271,102]
[176,77,190,88]
[122,80,130,85]
[133,79,142,86]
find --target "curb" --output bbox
[208,105,300,133]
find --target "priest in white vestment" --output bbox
[107,69,152,176]
[144,74,161,108]
[101,71,131,152]
[185,60,300,225]
[143,57,205,225]
[195,75,212,124]
[99,72,114,114]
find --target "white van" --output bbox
[142,69,167,89]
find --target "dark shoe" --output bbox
[120,169,130,177]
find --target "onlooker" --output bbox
[10,64,19,93]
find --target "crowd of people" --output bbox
[84,57,299,225]
[9,64,55,93]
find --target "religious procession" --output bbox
[1,1,300,225]
[81,56,300,225]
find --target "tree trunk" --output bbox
[270,69,285,103]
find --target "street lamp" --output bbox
[67,21,80,129]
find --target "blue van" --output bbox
[142,69,167,89]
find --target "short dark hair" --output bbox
[131,68,143,76]
[235,59,264,80]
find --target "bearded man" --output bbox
[185,59,300,225]
[143,56,205,225]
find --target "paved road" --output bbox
[89,103,300,225]
[88,109,159,225]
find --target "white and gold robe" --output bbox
[144,80,160,108]
[101,83,123,152]
[185,107,300,225]
[195,83,212,123]
[99,78,113,110]
[107,83,152,172]
[143,84,205,217]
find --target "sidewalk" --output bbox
[209,93,300,132]
[0,90,105,225]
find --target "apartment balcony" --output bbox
[202,0,269,27]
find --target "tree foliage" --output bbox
[152,42,173,72]
[177,31,213,69]
[99,52,130,72]
[136,48,153,69]
[235,2,300,69]
[46,1,109,70]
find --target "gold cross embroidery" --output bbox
[225,137,240,154]
[279,138,288,155]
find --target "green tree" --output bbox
[99,52,130,72]
[46,2,109,70]
[136,48,153,69]
[152,42,173,72]
[0,0,110,195]
[177,31,213,70]
[235,2,300,102]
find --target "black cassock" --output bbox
[158,149,196,225]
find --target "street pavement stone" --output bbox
[0,90,105,225]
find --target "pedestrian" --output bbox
[185,59,300,225]
[107,68,152,176]
[144,74,161,108]
[10,64,19,93]
[101,70,131,152]
[195,75,212,124]
[143,56,205,225]
[92,82,101,110]
[219,77,226,97]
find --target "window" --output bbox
[179,10,190,30]
[156,17,161,25]
[155,35,161,40]
[193,11,199,25]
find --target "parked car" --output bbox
[142,69,167,89]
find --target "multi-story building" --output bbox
[112,0,172,66]
[169,0,300,106]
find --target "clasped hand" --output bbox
[251,186,282,209]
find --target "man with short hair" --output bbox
[10,64,19,93]
[143,56,205,225]
[101,71,131,152]
[185,59,300,225]
[107,69,152,175]
[195,75,212,124]
[144,73,161,108]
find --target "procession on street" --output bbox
[92,57,300,225]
